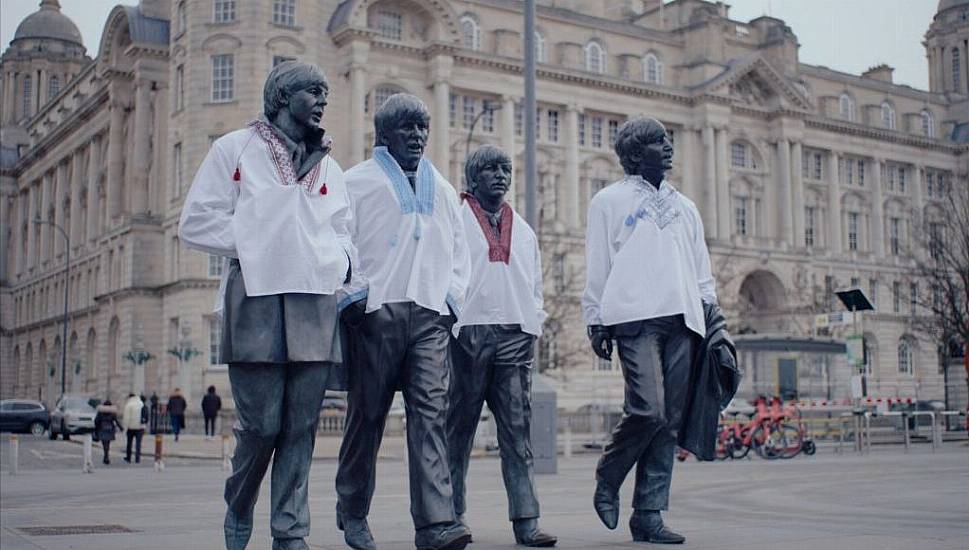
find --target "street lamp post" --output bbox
[34,216,70,397]
[167,323,201,405]
[464,100,502,173]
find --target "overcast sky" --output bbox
[0,0,938,90]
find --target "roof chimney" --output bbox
[862,64,894,83]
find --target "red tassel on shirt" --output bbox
[319,183,328,195]
[233,167,241,181]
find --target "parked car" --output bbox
[48,394,96,440]
[0,399,50,436]
[321,395,347,412]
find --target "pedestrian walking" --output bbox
[122,393,146,463]
[201,385,222,439]
[167,389,187,441]
[93,400,122,465]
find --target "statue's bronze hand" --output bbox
[587,325,613,361]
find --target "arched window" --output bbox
[838,93,854,121]
[365,85,405,114]
[48,75,60,100]
[644,52,663,84]
[897,339,913,375]
[952,47,961,92]
[921,110,935,137]
[584,41,606,74]
[22,75,32,117]
[881,101,896,130]
[460,15,480,51]
[535,31,546,63]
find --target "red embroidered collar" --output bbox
[248,120,323,192]
[462,193,513,264]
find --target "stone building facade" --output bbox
[2,0,967,410]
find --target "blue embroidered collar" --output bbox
[623,175,681,230]
[373,146,436,215]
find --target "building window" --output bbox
[889,217,901,255]
[608,119,619,147]
[539,331,557,371]
[881,102,896,130]
[208,254,223,277]
[553,254,566,293]
[482,104,495,133]
[897,340,912,375]
[892,281,901,313]
[176,1,187,35]
[48,75,60,100]
[209,317,222,365]
[272,55,296,68]
[272,0,296,26]
[928,222,944,260]
[824,275,835,309]
[449,93,458,128]
[462,96,475,129]
[952,47,961,92]
[847,212,859,251]
[731,142,748,168]
[535,31,546,63]
[734,197,748,236]
[592,116,603,148]
[373,86,397,114]
[534,107,542,140]
[802,150,823,180]
[173,65,184,111]
[547,110,559,142]
[850,277,861,289]
[211,54,234,102]
[839,93,855,121]
[22,75,31,117]
[584,41,606,74]
[909,283,918,316]
[214,0,236,23]
[644,53,663,84]
[932,283,942,312]
[805,206,816,247]
[857,160,865,186]
[376,10,403,41]
[921,110,935,137]
[172,143,183,200]
[460,15,480,51]
[578,114,586,146]
[514,102,523,136]
[591,178,609,197]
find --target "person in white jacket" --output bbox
[178,61,353,550]
[581,117,717,545]
[334,94,471,550]
[446,145,556,547]
[121,393,145,464]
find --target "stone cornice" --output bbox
[330,26,377,48]
[4,304,101,335]
[804,117,958,153]
[158,279,220,295]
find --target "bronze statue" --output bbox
[581,116,720,544]
[447,145,557,547]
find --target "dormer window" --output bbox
[921,110,935,137]
[644,53,663,84]
[584,41,606,75]
[839,93,855,121]
[881,102,896,130]
[460,15,480,51]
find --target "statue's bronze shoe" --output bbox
[593,480,620,530]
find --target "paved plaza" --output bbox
[0,436,967,550]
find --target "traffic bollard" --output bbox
[153,434,165,472]
[564,425,572,460]
[221,434,231,472]
[82,433,94,473]
[8,435,18,475]
[902,412,910,452]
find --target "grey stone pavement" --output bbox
[1,436,967,550]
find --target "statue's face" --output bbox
[472,158,512,203]
[384,114,429,170]
[624,123,673,176]
[286,82,328,130]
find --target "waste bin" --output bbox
[530,374,557,474]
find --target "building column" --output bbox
[500,95,517,210]
[0,194,10,283]
[54,162,68,258]
[130,79,152,215]
[429,53,454,183]
[701,125,717,238]
[776,139,793,246]
[86,136,101,243]
[791,141,805,248]
[564,104,581,230]
[40,172,52,265]
[871,159,885,257]
[714,127,730,239]
[11,193,23,277]
[1,70,14,124]
[826,152,842,254]
[27,184,38,270]
[107,100,125,221]
[912,164,925,218]
[70,151,83,249]
[346,40,370,167]
[37,69,47,113]
[676,127,695,203]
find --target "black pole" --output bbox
[524,0,537,228]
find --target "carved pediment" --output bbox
[703,55,813,113]
[729,72,778,108]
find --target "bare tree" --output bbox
[535,235,586,381]
[906,178,969,405]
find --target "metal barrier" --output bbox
[834,409,968,453]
